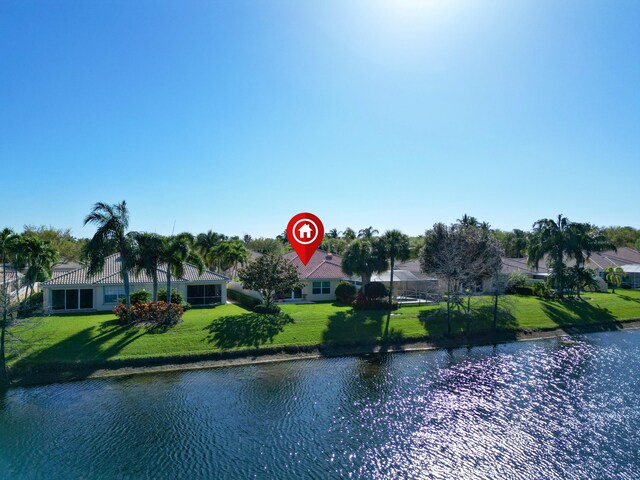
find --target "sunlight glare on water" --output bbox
[1,330,640,479]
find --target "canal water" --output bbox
[1,330,640,479]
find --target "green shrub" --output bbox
[335,282,357,304]
[508,272,530,291]
[363,281,387,300]
[227,288,261,310]
[123,289,152,305]
[17,291,44,318]
[156,288,183,304]
[182,302,192,311]
[352,291,398,311]
[253,304,281,315]
[532,282,554,298]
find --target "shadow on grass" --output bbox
[204,313,294,349]
[322,310,384,346]
[617,293,640,305]
[539,299,621,333]
[10,320,147,384]
[418,302,518,347]
[321,309,406,354]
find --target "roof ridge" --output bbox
[44,263,90,284]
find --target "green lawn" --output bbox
[9,290,640,374]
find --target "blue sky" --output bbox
[1,0,638,238]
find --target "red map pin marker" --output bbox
[286,212,325,266]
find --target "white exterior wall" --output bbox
[302,280,342,302]
[44,281,226,312]
[228,281,263,301]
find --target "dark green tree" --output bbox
[238,254,301,308]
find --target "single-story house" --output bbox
[280,250,360,302]
[229,249,360,302]
[41,253,229,312]
[491,247,640,291]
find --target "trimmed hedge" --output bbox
[253,304,281,315]
[335,281,357,305]
[227,289,261,310]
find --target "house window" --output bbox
[104,286,125,304]
[312,281,330,295]
[187,284,221,305]
[51,288,94,310]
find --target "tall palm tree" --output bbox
[84,201,136,308]
[0,228,19,386]
[605,266,626,294]
[134,232,166,302]
[162,233,205,304]
[380,229,411,336]
[327,228,340,239]
[341,239,388,288]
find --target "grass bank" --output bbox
[7,290,640,385]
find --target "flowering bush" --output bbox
[113,301,184,326]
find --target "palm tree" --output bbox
[20,236,58,298]
[327,228,340,239]
[162,233,205,304]
[195,231,227,270]
[458,214,479,228]
[605,266,626,294]
[215,239,249,278]
[0,228,19,386]
[134,232,166,302]
[380,229,411,336]
[357,226,379,240]
[529,215,613,298]
[84,201,136,308]
[341,239,388,288]
[342,228,356,241]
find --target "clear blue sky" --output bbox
[1,0,638,239]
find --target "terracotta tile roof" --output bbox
[42,254,228,286]
[283,249,350,280]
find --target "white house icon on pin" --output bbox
[298,223,313,239]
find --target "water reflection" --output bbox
[1,331,640,479]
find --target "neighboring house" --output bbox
[0,264,24,296]
[499,257,550,282]
[495,247,640,291]
[51,260,85,279]
[41,254,229,312]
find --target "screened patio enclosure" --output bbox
[370,270,440,304]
